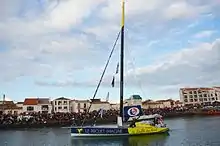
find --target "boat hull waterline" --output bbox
[71,126,169,137]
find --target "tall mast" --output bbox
[119,0,125,121]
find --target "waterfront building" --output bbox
[0,100,22,114]
[16,102,24,108]
[52,97,71,113]
[142,99,180,109]
[179,87,220,105]
[124,95,142,106]
[89,99,111,111]
[70,99,90,113]
[110,103,120,110]
[23,98,52,113]
[70,99,111,113]
[142,100,164,109]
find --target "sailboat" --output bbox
[70,0,169,137]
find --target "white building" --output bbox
[180,87,220,105]
[38,98,52,113]
[89,99,111,112]
[110,103,120,110]
[70,99,110,113]
[16,102,24,108]
[142,99,181,109]
[124,95,142,106]
[0,100,23,114]
[52,97,71,113]
[23,98,52,113]
[70,100,90,113]
[142,100,164,109]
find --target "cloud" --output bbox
[124,38,220,89]
[1,0,220,99]
[193,30,216,38]
[163,1,205,20]
[0,0,111,82]
[38,38,220,91]
[45,0,104,30]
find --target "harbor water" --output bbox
[0,116,220,146]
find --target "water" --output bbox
[0,116,220,146]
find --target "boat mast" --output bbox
[119,0,125,121]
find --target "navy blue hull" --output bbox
[71,127,129,135]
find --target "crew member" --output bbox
[129,118,137,128]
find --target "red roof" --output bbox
[23,98,39,105]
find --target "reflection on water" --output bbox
[72,134,169,146]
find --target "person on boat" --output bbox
[129,117,137,128]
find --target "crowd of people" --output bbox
[0,107,192,129]
[1,103,218,129]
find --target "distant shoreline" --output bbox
[0,111,219,130]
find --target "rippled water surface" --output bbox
[0,116,220,146]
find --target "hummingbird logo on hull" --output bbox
[127,107,140,116]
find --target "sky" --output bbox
[1,0,220,103]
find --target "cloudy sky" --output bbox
[1,0,220,103]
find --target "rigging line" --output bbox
[126,43,147,99]
[81,30,121,126]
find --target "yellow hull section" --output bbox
[127,122,169,135]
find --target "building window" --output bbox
[42,105,48,110]
[58,101,62,105]
[64,101,67,105]
[58,107,62,109]
[64,106,67,109]
[55,107,57,111]
[84,103,86,108]
[27,106,34,111]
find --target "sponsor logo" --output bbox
[77,128,83,134]
[127,107,140,116]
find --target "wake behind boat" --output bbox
[71,0,169,137]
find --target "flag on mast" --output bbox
[106,92,109,102]
[111,76,115,87]
[116,62,119,74]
